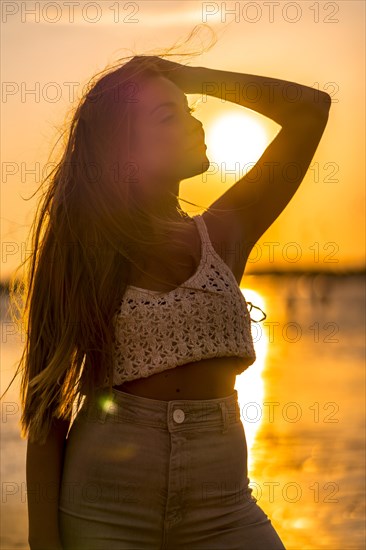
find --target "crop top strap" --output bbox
[194,214,267,324]
[193,214,214,251]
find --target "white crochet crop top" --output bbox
[99,214,258,388]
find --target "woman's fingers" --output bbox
[131,55,185,78]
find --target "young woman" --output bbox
[7,50,330,549]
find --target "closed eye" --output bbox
[162,105,196,122]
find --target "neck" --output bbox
[134,182,188,225]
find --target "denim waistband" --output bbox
[80,387,241,434]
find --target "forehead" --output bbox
[132,76,188,114]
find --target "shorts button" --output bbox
[173,408,185,423]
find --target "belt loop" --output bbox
[219,402,229,434]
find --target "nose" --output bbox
[196,120,204,134]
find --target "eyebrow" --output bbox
[150,97,189,116]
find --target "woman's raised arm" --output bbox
[161,60,332,278]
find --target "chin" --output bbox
[194,154,211,174]
[198,156,211,174]
[176,153,211,179]
[186,163,210,179]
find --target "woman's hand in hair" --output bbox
[131,55,196,89]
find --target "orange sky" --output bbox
[1,0,365,281]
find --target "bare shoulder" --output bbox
[201,210,247,286]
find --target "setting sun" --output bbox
[205,112,269,170]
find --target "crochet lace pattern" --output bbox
[101,214,257,387]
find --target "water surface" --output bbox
[1,274,364,549]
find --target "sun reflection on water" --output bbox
[236,289,268,474]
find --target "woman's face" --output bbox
[128,76,210,186]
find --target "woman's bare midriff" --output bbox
[112,355,250,400]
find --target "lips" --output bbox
[188,129,206,150]
[189,143,206,152]
[190,139,206,149]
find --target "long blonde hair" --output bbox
[1,25,219,445]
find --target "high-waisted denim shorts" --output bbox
[59,387,286,549]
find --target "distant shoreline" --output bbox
[1,268,365,294]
